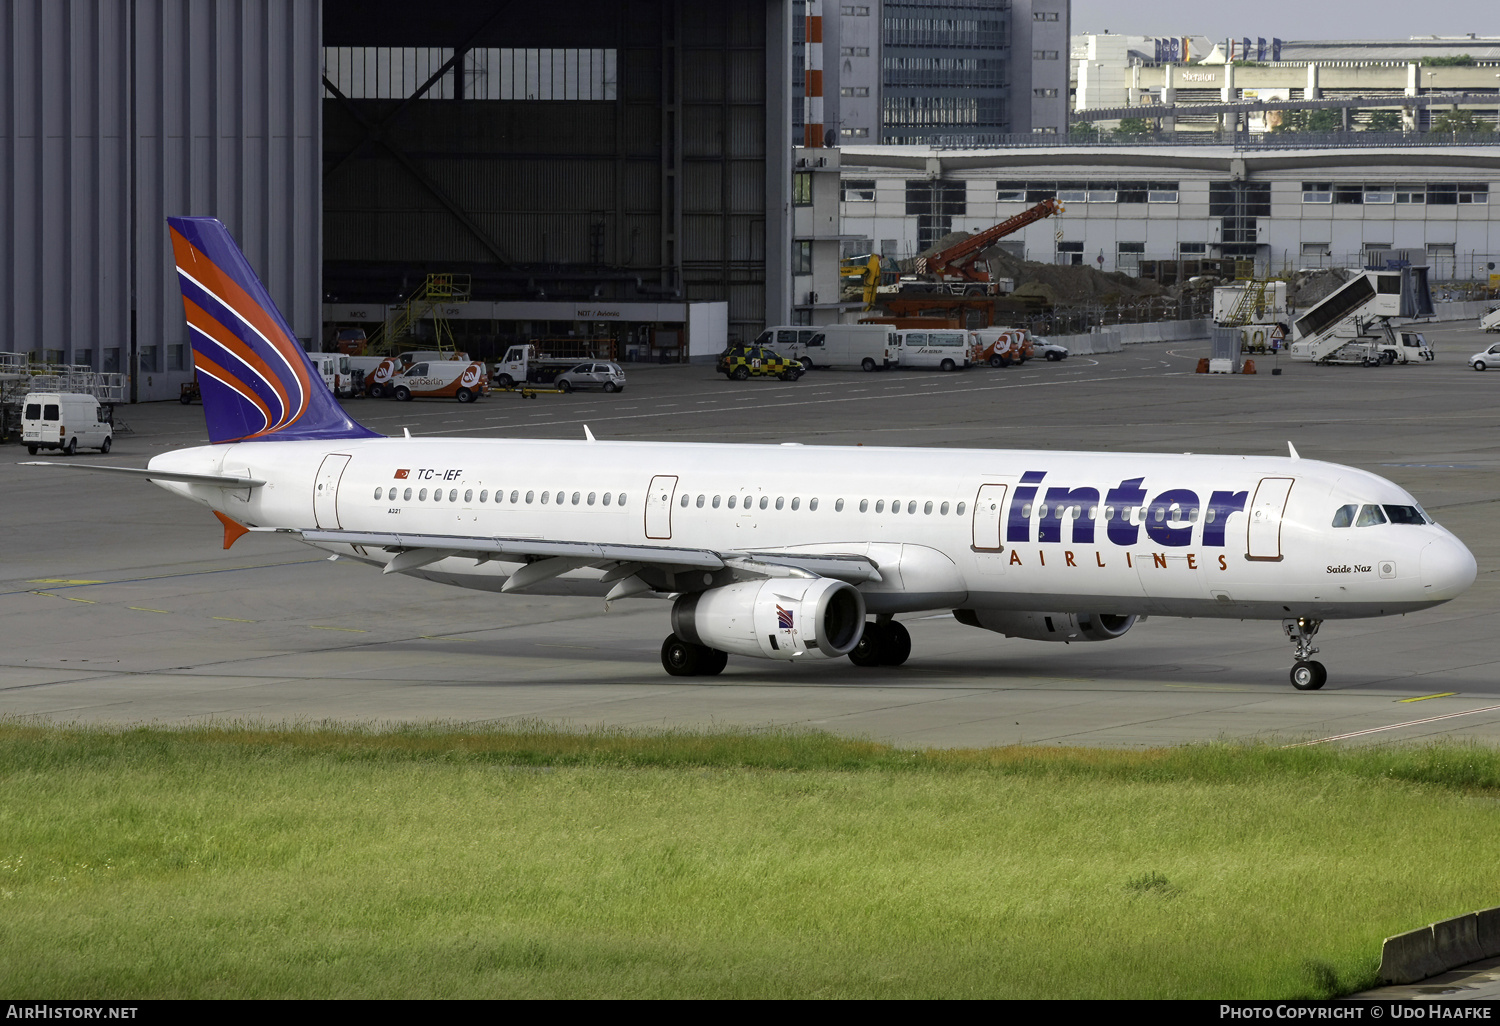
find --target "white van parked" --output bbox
[893,329,972,371]
[23,392,113,455]
[756,323,898,371]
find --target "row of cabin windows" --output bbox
[376,486,628,508]
[680,494,970,516]
[1023,502,1216,524]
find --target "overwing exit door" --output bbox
[645,475,679,539]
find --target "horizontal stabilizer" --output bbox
[22,462,265,487]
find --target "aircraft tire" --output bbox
[700,648,729,676]
[661,634,703,676]
[882,621,912,666]
[1290,660,1327,691]
[847,623,886,667]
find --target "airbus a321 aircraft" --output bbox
[29,218,1478,689]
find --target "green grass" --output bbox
[2,720,1499,998]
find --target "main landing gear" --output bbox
[660,634,728,677]
[848,618,912,668]
[1284,617,1327,690]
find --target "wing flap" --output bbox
[293,528,726,570]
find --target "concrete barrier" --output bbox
[1046,330,1120,355]
[1378,905,1500,984]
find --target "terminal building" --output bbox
[838,141,1499,279]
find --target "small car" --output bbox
[555,362,626,393]
[1468,342,1500,371]
[1033,341,1071,362]
[717,345,804,381]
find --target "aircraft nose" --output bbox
[1420,535,1477,601]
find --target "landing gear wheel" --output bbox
[700,648,729,676]
[456,387,475,403]
[848,624,886,667]
[882,621,912,666]
[394,386,412,402]
[99,437,111,454]
[1290,660,1327,691]
[861,358,877,372]
[661,634,703,677]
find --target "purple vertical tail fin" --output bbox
[167,216,379,444]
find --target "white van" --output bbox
[893,329,972,371]
[758,323,897,371]
[23,392,113,455]
[313,353,356,397]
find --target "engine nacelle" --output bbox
[952,609,1136,643]
[672,578,866,660]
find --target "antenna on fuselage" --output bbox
[1287,441,1300,460]
[584,425,596,442]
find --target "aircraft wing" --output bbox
[284,528,882,587]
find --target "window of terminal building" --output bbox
[1364,185,1394,204]
[1427,184,1458,205]
[1031,126,1057,133]
[1033,88,1058,98]
[1056,181,1087,203]
[794,172,813,206]
[840,127,870,138]
[996,183,1025,202]
[1178,242,1207,256]
[841,5,870,14]
[167,344,185,371]
[1301,243,1331,265]
[1087,182,1117,203]
[1033,50,1059,60]
[1395,187,1425,204]
[1116,181,1148,203]
[792,241,813,275]
[1025,182,1057,203]
[1209,182,1269,217]
[1117,242,1146,269]
[840,46,870,57]
[103,348,120,373]
[1458,184,1488,204]
[1057,240,1083,266]
[1033,11,1060,20]
[841,180,876,202]
[840,86,870,97]
[1302,182,1332,204]
[1149,181,1179,203]
[1334,185,1363,205]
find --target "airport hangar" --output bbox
[0,0,815,402]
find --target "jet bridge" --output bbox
[1288,267,1433,366]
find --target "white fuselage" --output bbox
[147,437,1476,621]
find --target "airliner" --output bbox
[27,218,1478,690]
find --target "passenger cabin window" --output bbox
[1355,504,1387,527]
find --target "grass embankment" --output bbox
[2,721,1499,998]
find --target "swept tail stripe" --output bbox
[180,291,290,428]
[190,353,274,438]
[168,227,312,429]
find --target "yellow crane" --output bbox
[840,254,884,311]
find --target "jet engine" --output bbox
[952,609,1136,643]
[672,578,866,660]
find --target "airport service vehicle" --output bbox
[555,362,626,393]
[492,344,593,388]
[387,359,488,402]
[1288,267,1435,367]
[804,324,898,371]
[1480,308,1500,333]
[22,392,113,455]
[1468,342,1500,371]
[313,353,358,397]
[27,217,1478,693]
[1032,341,1070,362]
[893,330,972,371]
[717,345,804,381]
[750,327,814,367]
[972,329,1019,367]
[1377,330,1433,365]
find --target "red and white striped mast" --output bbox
[804,0,824,147]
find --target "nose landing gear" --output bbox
[1284,618,1327,690]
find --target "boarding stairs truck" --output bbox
[1287,267,1434,366]
[1482,307,1500,333]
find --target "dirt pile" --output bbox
[1285,268,1349,309]
[906,230,1170,306]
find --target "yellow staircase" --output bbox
[367,273,473,356]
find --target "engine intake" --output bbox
[673,578,866,660]
[952,609,1136,643]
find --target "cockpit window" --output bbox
[1331,504,1357,528]
[1383,504,1427,525]
[1355,504,1388,527]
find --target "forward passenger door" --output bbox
[645,475,679,539]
